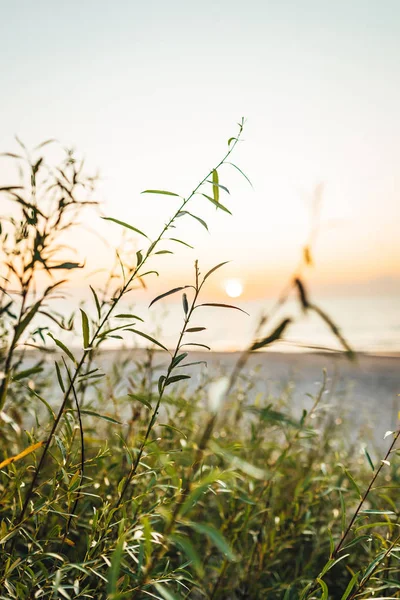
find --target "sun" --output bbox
[224,279,244,298]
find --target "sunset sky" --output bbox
[1,0,399,305]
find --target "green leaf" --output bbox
[363,447,375,471]
[158,375,166,395]
[225,161,253,188]
[48,333,77,365]
[295,278,310,311]
[115,313,143,321]
[80,309,90,349]
[227,137,237,146]
[141,189,180,197]
[345,468,362,498]
[171,353,188,368]
[149,285,193,308]
[359,550,386,585]
[154,250,174,255]
[80,410,122,425]
[197,302,249,316]
[177,360,207,368]
[206,179,230,195]
[126,329,169,352]
[169,237,194,249]
[316,578,329,600]
[89,285,101,319]
[189,522,236,561]
[14,300,41,343]
[13,365,43,381]
[101,217,149,239]
[339,490,346,535]
[182,293,189,315]
[158,423,187,437]
[27,387,56,420]
[48,261,83,270]
[201,193,232,215]
[340,571,359,600]
[181,343,211,350]
[153,583,181,600]
[107,534,125,596]
[177,211,209,231]
[170,534,204,576]
[211,169,219,203]
[128,394,152,410]
[359,509,395,515]
[203,261,230,282]
[251,318,291,351]
[186,327,206,333]
[246,405,299,427]
[165,374,191,386]
[55,361,65,393]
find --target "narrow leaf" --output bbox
[251,318,291,351]
[201,194,232,215]
[206,179,230,195]
[186,327,206,333]
[363,448,375,471]
[211,169,219,203]
[197,302,249,316]
[181,343,211,350]
[128,394,152,410]
[165,374,191,386]
[80,410,122,425]
[203,261,230,282]
[0,441,44,470]
[55,362,65,392]
[89,285,101,319]
[171,353,188,368]
[48,333,77,365]
[102,217,149,239]
[182,293,189,315]
[115,314,144,321]
[225,161,253,188]
[158,375,166,395]
[169,238,194,249]
[177,211,209,231]
[126,328,169,352]
[189,522,236,561]
[141,189,180,197]
[80,309,90,348]
[149,285,192,308]
[13,365,43,381]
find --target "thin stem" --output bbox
[14,122,244,529]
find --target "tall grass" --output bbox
[0,123,399,599]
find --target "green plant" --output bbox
[0,122,399,600]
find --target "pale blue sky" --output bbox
[1,0,399,300]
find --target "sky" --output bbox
[1,0,399,306]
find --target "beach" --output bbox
[91,349,400,453]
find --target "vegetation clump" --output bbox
[0,124,399,599]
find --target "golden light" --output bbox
[224,279,243,298]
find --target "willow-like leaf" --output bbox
[149,285,193,308]
[102,217,149,239]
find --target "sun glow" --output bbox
[224,279,244,298]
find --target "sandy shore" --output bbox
[93,349,400,451]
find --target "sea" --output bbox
[56,292,399,356]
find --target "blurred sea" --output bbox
[58,293,400,355]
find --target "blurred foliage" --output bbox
[0,124,399,599]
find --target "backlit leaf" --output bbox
[197,302,249,316]
[141,189,180,197]
[102,217,149,239]
[149,285,192,308]
[80,309,90,348]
